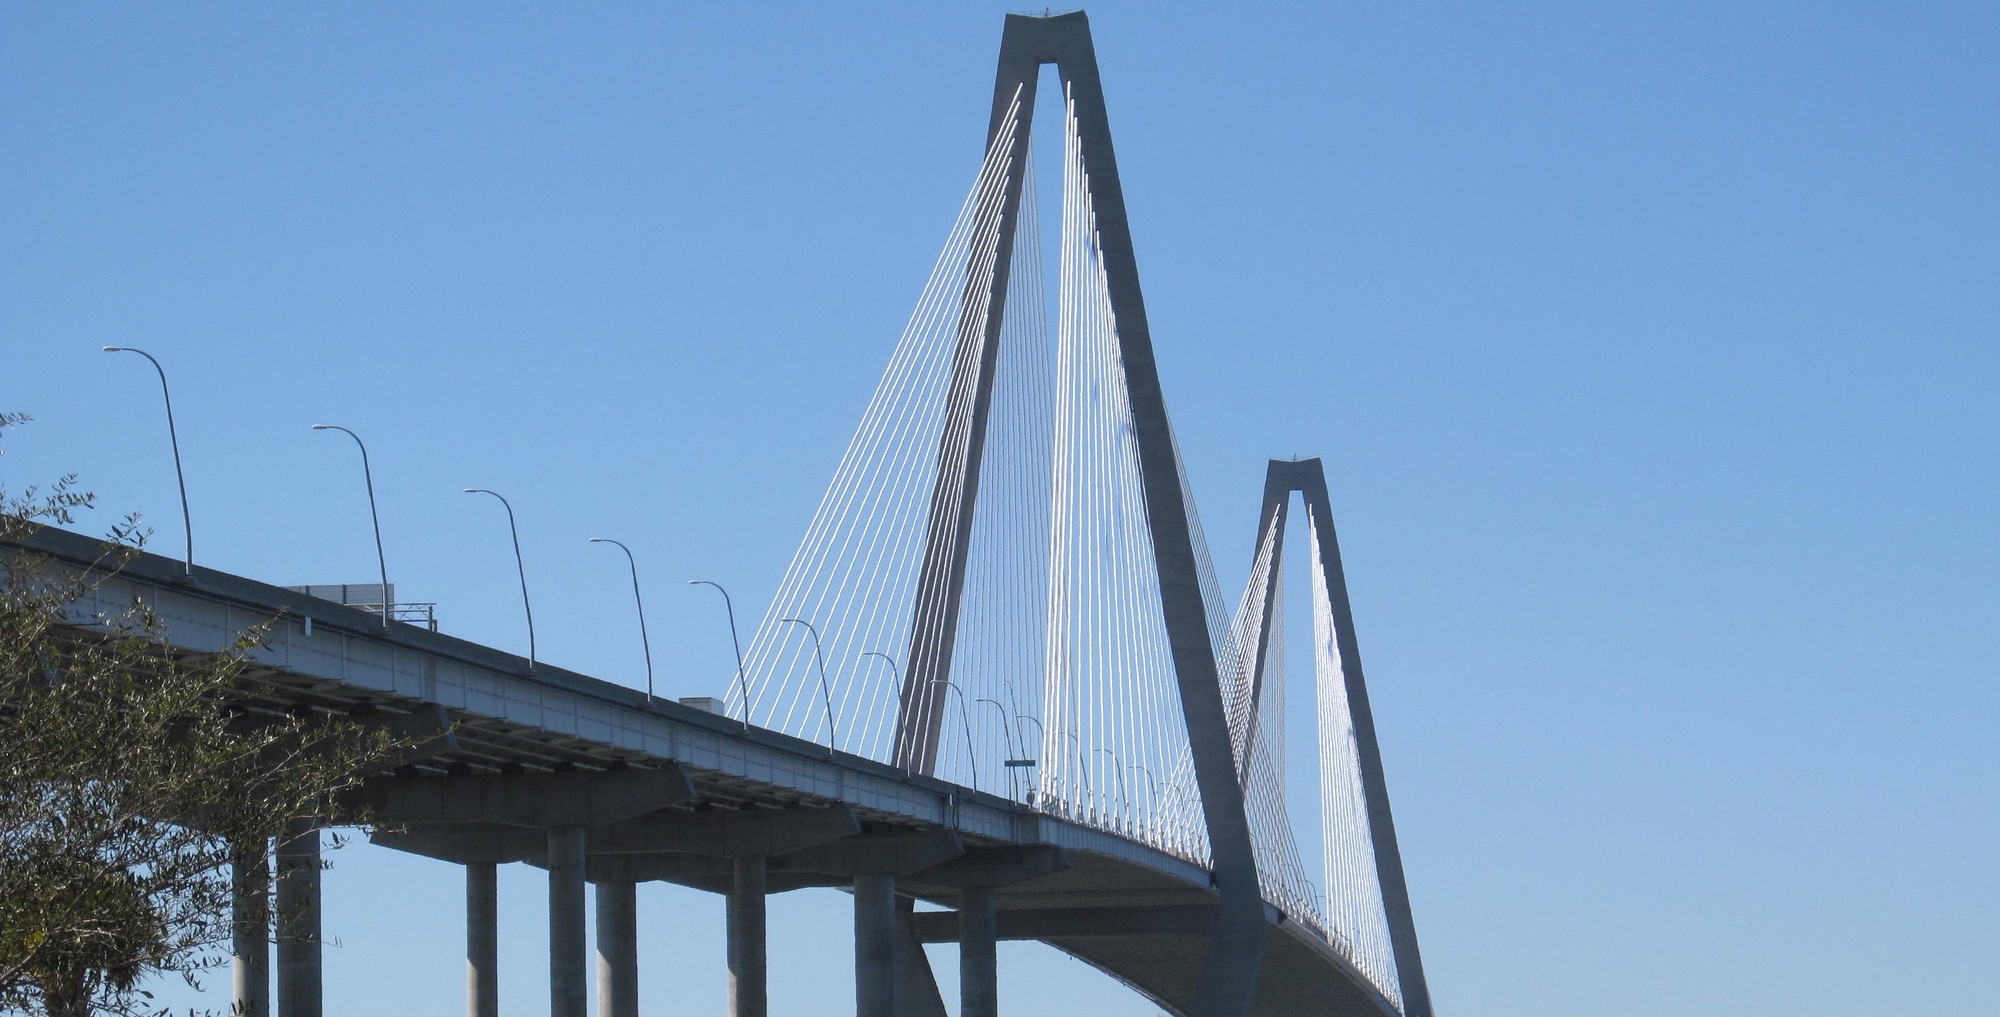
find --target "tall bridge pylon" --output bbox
[736,11,1433,1016]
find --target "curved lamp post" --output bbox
[938,679,978,792]
[854,650,977,790]
[589,538,654,702]
[1013,713,1046,809]
[1129,763,1162,800]
[462,489,535,672]
[1058,731,1092,811]
[313,425,390,627]
[1015,713,1044,752]
[1093,748,1130,826]
[689,580,750,728]
[976,697,1023,798]
[1129,763,1163,836]
[103,346,192,579]
[974,698,1021,761]
[778,617,839,755]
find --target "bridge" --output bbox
[16,12,1436,1017]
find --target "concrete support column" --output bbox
[274,823,322,1017]
[594,881,638,1017]
[854,873,898,1017]
[728,857,768,1017]
[548,827,588,1017]
[467,862,499,1017]
[958,886,997,1017]
[232,840,271,1017]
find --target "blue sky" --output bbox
[4,2,1996,1015]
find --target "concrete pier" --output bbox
[594,880,638,1017]
[959,885,998,1017]
[854,873,898,1017]
[232,841,270,1017]
[274,824,322,1017]
[548,827,588,1017]
[466,862,499,1017]
[728,857,768,1017]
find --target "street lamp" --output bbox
[689,580,750,728]
[103,346,192,579]
[1093,748,1130,826]
[462,489,535,672]
[857,650,977,789]
[1015,713,1044,752]
[589,538,654,702]
[1129,763,1163,831]
[974,698,1022,761]
[976,697,1025,798]
[1058,731,1092,810]
[938,679,978,792]
[778,617,839,754]
[313,425,390,627]
[1129,763,1162,798]
[1015,713,1045,809]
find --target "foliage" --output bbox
[0,415,400,1017]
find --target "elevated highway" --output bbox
[14,524,1403,1017]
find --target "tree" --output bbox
[0,414,400,1017]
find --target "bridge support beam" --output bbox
[909,903,1215,942]
[958,886,997,1017]
[853,873,898,1017]
[467,862,499,1017]
[594,880,638,1017]
[275,823,322,1017]
[548,827,588,1017]
[785,830,963,1017]
[362,765,693,828]
[232,839,270,1017]
[907,843,1065,1017]
[894,897,948,1017]
[727,857,768,1017]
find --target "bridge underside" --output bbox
[901,853,1398,1017]
[1047,923,1398,1017]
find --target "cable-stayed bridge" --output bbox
[730,11,1430,1016]
[14,11,1434,1017]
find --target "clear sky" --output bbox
[4,2,1997,1016]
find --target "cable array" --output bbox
[733,83,1215,866]
[1220,512,1326,935]
[922,131,1054,799]
[1309,517,1402,1008]
[727,82,1410,994]
[735,90,1029,762]
[1034,83,1209,862]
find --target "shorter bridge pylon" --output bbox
[1237,457,1434,1017]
